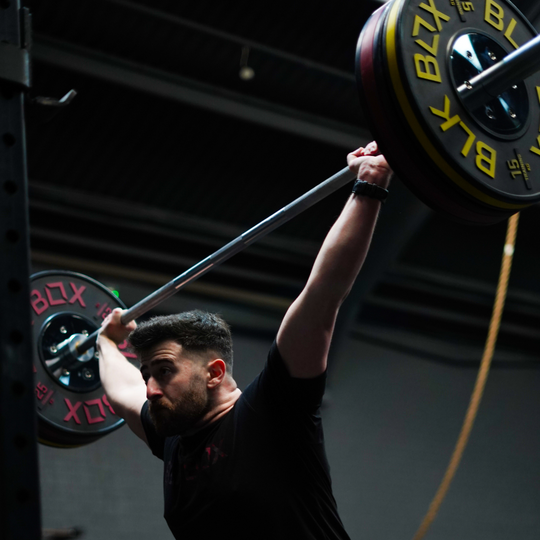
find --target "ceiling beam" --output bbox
[29,181,323,260]
[32,36,370,150]
[102,0,356,83]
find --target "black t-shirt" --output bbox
[141,341,351,540]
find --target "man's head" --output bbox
[129,310,233,374]
[129,311,234,435]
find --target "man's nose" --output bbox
[146,378,163,401]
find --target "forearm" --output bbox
[277,144,391,377]
[277,193,382,376]
[97,335,146,418]
[304,193,382,310]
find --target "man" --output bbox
[97,142,392,539]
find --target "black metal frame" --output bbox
[0,2,41,539]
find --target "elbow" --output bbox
[307,278,352,313]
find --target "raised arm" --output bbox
[97,308,148,443]
[276,142,392,378]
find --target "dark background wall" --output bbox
[39,329,540,540]
[24,0,540,537]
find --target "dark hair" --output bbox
[129,310,233,373]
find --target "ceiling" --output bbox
[23,0,540,366]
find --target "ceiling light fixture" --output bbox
[239,46,255,80]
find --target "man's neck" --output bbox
[188,385,242,435]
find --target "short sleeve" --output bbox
[242,340,327,415]
[141,401,166,460]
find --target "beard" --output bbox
[149,374,210,437]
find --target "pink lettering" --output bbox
[35,382,48,400]
[69,283,86,307]
[118,340,137,359]
[30,289,49,315]
[102,394,116,415]
[84,399,106,424]
[45,282,68,306]
[96,302,109,317]
[210,443,227,463]
[64,399,82,424]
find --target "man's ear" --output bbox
[206,358,227,388]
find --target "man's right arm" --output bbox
[97,309,148,444]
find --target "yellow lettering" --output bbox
[485,0,504,31]
[507,159,520,170]
[476,142,497,178]
[484,0,519,47]
[416,34,440,55]
[412,15,437,36]
[459,122,476,157]
[511,154,531,184]
[537,87,540,104]
[429,96,476,154]
[429,96,449,119]
[442,115,461,130]
[530,135,540,156]
[461,1,474,11]
[419,0,451,31]
[430,95,458,127]
[414,54,442,82]
[504,19,519,49]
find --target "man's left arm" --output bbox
[276,142,392,378]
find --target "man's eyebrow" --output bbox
[140,358,174,372]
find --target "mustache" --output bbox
[149,400,172,413]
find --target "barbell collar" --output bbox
[457,34,540,112]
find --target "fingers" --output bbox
[98,308,136,345]
[347,141,380,163]
[101,307,123,327]
[347,141,382,169]
[348,142,378,173]
[347,141,392,189]
[347,146,366,165]
[364,141,380,156]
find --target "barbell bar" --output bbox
[457,33,540,111]
[53,166,355,366]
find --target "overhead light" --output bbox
[239,65,255,80]
[239,46,255,80]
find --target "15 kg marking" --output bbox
[507,152,532,189]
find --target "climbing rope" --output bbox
[412,212,520,540]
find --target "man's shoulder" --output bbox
[239,340,326,416]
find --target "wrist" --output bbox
[351,180,389,203]
[97,333,123,348]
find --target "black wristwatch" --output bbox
[351,180,389,203]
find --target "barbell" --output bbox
[32,0,540,446]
